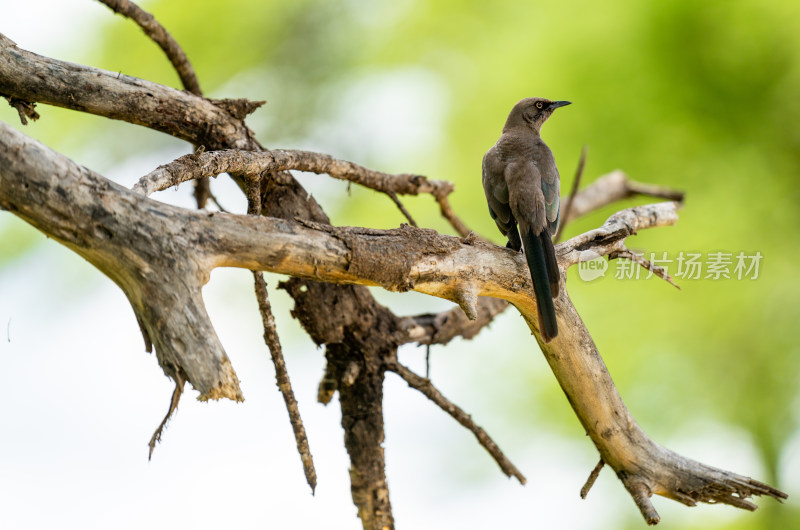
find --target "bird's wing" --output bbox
[541,169,560,233]
[482,147,514,230]
[505,160,547,234]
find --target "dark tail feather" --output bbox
[522,227,559,341]
[540,229,559,298]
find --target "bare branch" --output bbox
[565,170,685,224]
[401,297,509,346]
[435,194,472,237]
[388,360,526,484]
[386,190,418,227]
[253,272,317,494]
[1,122,243,401]
[246,180,316,492]
[558,202,681,268]
[148,377,185,460]
[0,34,398,527]
[134,149,454,227]
[97,0,203,95]
[580,459,605,499]
[1,113,786,524]
[609,249,680,289]
[135,149,452,198]
[0,33,259,150]
[624,479,660,525]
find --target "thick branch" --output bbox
[0,121,241,401]
[0,35,394,528]
[0,33,258,149]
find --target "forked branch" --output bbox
[0,122,785,525]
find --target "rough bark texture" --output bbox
[0,32,398,528]
[259,161,400,530]
[281,279,399,529]
[0,121,240,400]
[0,28,787,527]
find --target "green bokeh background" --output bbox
[2,0,799,528]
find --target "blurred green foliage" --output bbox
[2,0,799,527]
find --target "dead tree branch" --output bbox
[97,0,202,95]
[388,360,526,484]
[0,32,259,149]
[0,122,786,525]
[134,148,458,229]
[564,170,685,224]
[254,272,317,493]
[609,248,680,289]
[1,29,786,526]
[401,297,509,346]
[147,376,185,460]
[247,182,317,493]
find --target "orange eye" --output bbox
[535,101,544,109]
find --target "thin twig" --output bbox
[98,0,215,208]
[148,376,184,460]
[554,145,588,243]
[207,189,230,213]
[388,360,526,484]
[97,0,202,95]
[247,182,316,493]
[609,248,680,289]
[253,271,318,494]
[564,170,685,225]
[580,458,605,499]
[425,345,431,379]
[387,190,418,227]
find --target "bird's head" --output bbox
[503,97,571,133]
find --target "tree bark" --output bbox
[0,121,786,525]
[0,30,787,526]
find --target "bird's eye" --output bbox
[535,101,544,110]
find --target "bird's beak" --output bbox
[548,100,572,110]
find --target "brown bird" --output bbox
[482,97,571,341]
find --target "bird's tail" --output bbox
[521,227,559,342]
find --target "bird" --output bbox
[482,97,571,342]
